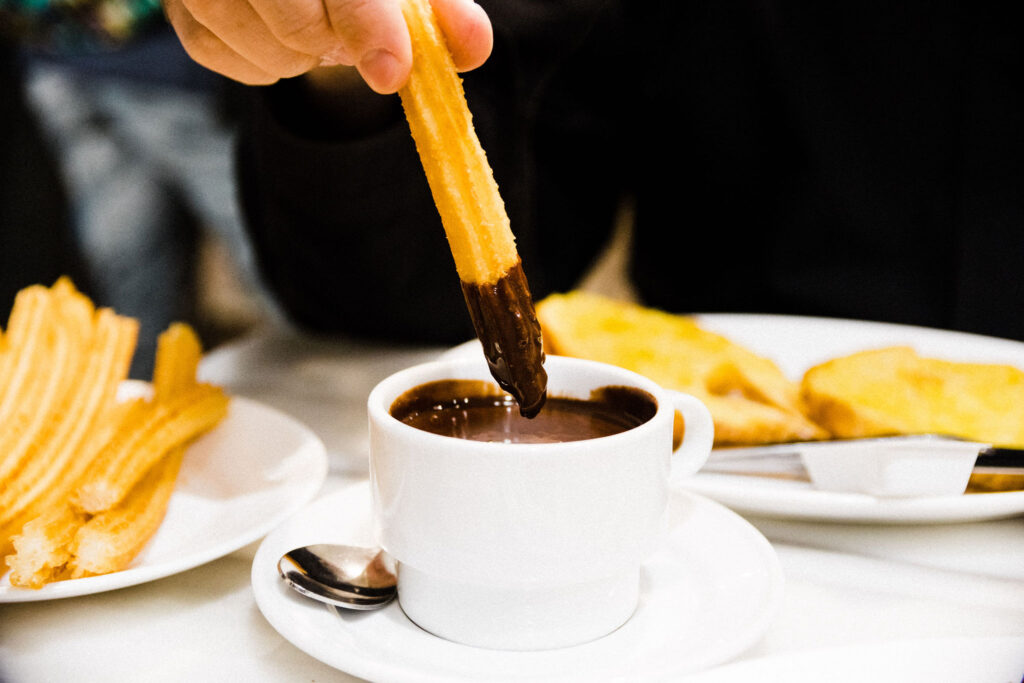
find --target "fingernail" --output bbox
[359,48,404,93]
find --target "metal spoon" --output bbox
[278,544,397,610]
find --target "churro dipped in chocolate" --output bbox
[398,0,546,416]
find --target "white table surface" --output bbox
[2,327,1023,683]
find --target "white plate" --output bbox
[0,392,328,602]
[685,314,1024,523]
[448,314,1024,524]
[251,481,783,682]
[682,473,1024,524]
[691,313,1024,377]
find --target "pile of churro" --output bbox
[1,279,229,589]
[398,0,546,416]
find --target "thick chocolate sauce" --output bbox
[461,260,547,417]
[390,379,657,443]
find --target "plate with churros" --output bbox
[0,279,328,601]
[0,390,328,602]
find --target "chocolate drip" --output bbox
[461,260,547,417]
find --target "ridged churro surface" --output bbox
[398,0,517,286]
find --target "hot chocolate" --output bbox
[389,379,657,443]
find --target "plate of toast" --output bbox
[457,290,1024,523]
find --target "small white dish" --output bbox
[709,436,992,498]
[0,391,328,602]
[251,481,784,682]
[797,436,988,497]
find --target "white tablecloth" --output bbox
[3,329,1023,682]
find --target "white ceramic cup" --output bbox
[367,354,713,650]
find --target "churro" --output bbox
[72,382,228,514]
[6,503,87,589]
[0,286,67,481]
[398,0,546,416]
[69,323,206,577]
[0,282,137,565]
[0,306,138,529]
[536,291,828,445]
[0,398,142,561]
[2,280,228,588]
[152,322,202,402]
[69,449,185,579]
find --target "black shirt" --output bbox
[236,1,1024,344]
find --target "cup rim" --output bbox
[367,354,673,451]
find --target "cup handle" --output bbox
[668,391,714,478]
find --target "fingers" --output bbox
[430,0,492,72]
[329,0,492,90]
[165,0,493,91]
[174,0,319,83]
[165,0,280,85]
[247,0,345,59]
[321,0,411,93]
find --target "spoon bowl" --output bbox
[278,544,397,610]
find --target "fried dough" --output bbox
[536,291,827,445]
[801,346,1024,448]
[2,281,228,587]
[398,0,545,413]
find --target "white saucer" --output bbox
[251,481,783,681]
[0,392,328,602]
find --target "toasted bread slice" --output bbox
[801,346,1024,448]
[536,291,827,445]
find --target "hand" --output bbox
[164,0,493,93]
